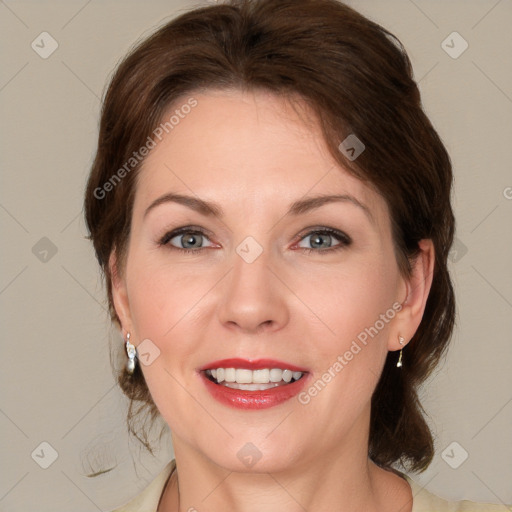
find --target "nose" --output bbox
[217,246,290,334]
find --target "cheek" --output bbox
[125,251,210,337]
[124,253,211,434]
[263,255,399,443]
[293,254,398,399]
[297,254,398,344]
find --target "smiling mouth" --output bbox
[203,367,306,391]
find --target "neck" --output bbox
[158,428,412,512]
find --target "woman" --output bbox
[84,0,509,510]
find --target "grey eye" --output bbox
[168,231,212,249]
[298,232,339,250]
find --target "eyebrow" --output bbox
[143,192,374,223]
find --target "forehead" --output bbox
[134,89,386,220]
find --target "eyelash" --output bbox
[158,226,352,255]
[297,228,352,254]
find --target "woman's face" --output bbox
[112,89,415,472]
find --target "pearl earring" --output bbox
[125,333,137,374]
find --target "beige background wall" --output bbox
[0,0,511,510]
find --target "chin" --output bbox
[200,437,305,475]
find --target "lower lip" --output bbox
[200,371,309,410]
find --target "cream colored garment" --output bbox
[112,459,510,512]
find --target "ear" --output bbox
[389,239,435,351]
[109,250,133,336]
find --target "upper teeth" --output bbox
[206,368,303,384]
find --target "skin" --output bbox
[110,89,434,512]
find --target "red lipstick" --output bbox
[199,358,308,372]
[198,358,310,410]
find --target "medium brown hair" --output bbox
[84,0,455,472]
